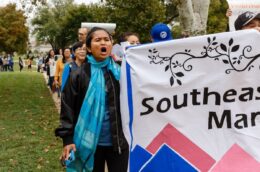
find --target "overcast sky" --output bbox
[0,0,100,7]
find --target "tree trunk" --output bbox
[176,0,210,36]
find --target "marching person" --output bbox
[45,49,56,89]
[55,27,129,172]
[54,47,72,97]
[78,27,88,44]
[120,32,140,45]
[60,42,86,92]
[19,57,24,72]
[234,11,260,32]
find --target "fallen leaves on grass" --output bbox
[44,145,50,152]
[37,164,42,169]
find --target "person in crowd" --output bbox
[78,27,88,43]
[19,57,24,72]
[55,27,129,172]
[70,27,89,60]
[59,48,63,58]
[37,56,44,73]
[234,11,260,32]
[27,57,32,71]
[0,56,3,71]
[42,54,47,72]
[54,47,72,97]
[120,32,140,45]
[226,8,232,18]
[8,54,14,71]
[60,42,86,92]
[70,42,86,68]
[3,56,8,71]
[150,23,173,42]
[45,49,56,89]
[225,8,232,32]
[111,32,140,62]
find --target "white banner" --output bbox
[120,30,260,172]
[227,0,260,31]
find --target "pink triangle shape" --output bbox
[146,123,215,172]
[211,144,260,172]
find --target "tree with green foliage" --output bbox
[0,4,29,54]
[104,0,167,43]
[32,0,75,50]
[207,0,229,34]
[32,0,107,49]
[58,4,107,46]
[30,0,230,49]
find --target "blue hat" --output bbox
[150,23,173,42]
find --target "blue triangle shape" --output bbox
[130,145,152,172]
[140,144,197,172]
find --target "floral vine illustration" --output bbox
[148,36,260,86]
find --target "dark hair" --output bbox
[72,42,84,52]
[48,49,55,59]
[62,47,71,63]
[86,27,112,50]
[120,32,140,42]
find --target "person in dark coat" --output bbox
[55,27,129,172]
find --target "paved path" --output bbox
[42,72,61,113]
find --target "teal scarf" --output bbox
[67,55,120,172]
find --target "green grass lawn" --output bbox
[0,66,64,171]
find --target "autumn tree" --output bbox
[0,4,29,54]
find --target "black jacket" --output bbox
[55,61,128,154]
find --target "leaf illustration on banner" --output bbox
[148,36,260,86]
[170,76,174,86]
[223,60,229,64]
[165,65,169,72]
[177,79,182,86]
[176,72,184,77]
[207,37,211,44]
[231,45,239,52]
[220,44,227,52]
[248,65,254,71]
[229,38,234,46]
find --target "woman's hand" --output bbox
[62,144,76,160]
[226,8,232,17]
[54,80,59,86]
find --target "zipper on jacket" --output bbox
[108,72,122,154]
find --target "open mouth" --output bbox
[101,47,107,53]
